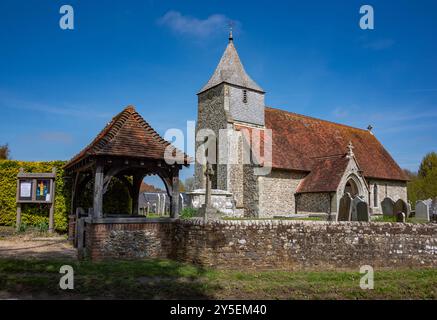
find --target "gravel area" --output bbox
[0,227,76,260]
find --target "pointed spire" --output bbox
[198,34,264,94]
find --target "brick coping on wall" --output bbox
[83,217,176,224]
[176,218,437,228]
[83,217,437,270]
[85,216,437,229]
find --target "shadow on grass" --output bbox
[0,258,219,300]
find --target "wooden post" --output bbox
[16,204,21,232]
[132,174,143,216]
[70,172,79,219]
[171,169,180,219]
[93,163,104,219]
[77,218,85,259]
[48,167,56,233]
[15,170,22,232]
[49,203,55,233]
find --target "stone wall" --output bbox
[243,164,259,217]
[367,179,408,214]
[195,84,228,190]
[84,219,437,270]
[84,219,174,260]
[187,189,236,216]
[227,131,244,209]
[296,192,332,214]
[258,170,307,217]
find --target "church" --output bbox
[194,32,408,218]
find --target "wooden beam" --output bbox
[16,204,21,232]
[132,173,143,216]
[70,172,79,219]
[48,168,57,233]
[93,163,104,218]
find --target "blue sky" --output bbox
[0,0,436,187]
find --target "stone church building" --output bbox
[194,33,408,218]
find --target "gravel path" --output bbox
[0,228,77,260]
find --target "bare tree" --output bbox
[0,144,10,160]
[184,177,195,192]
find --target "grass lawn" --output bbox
[0,258,435,299]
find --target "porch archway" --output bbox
[343,174,363,198]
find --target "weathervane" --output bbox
[228,20,234,42]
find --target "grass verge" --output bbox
[0,258,435,300]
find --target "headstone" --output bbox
[350,196,366,221]
[337,193,352,221]
[415,199,431,222]
[357,201,370,222]
[396,212,406,223]
[394,199,409,218]
[381,197,395,217]
[431,198,437,217]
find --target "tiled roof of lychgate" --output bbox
[199,40,264,94]
[64,106,190,169]
[296,155,350,193]
[264,107,408,181]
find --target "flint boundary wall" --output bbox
[83,219,437,270]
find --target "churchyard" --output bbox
[0,160,436,299]
[0,3,436,302]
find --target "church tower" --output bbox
[195,31,265,216]
[198,31,265,127]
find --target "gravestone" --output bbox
[350,196,366,221]
[415,199,431,222]
[396,212,406,223]
[381,197,395,217]
[337,193,352,221]
[357,201,369,222]
[430,198,437,221]
[394,199,409,218]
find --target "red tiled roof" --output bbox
[296,155,350,193]
[237,107,408,182]
[64,106,190,169]
[140,182,164,193]
[265,107,408,181]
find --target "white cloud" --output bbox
[157,11,238,38]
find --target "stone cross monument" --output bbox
[199,161,218,220]
[204,162,214,209]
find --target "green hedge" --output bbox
[0,160,70,231]
[0,160,132,232]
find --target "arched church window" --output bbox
[242,89,248,103]
[373,184,378,207]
